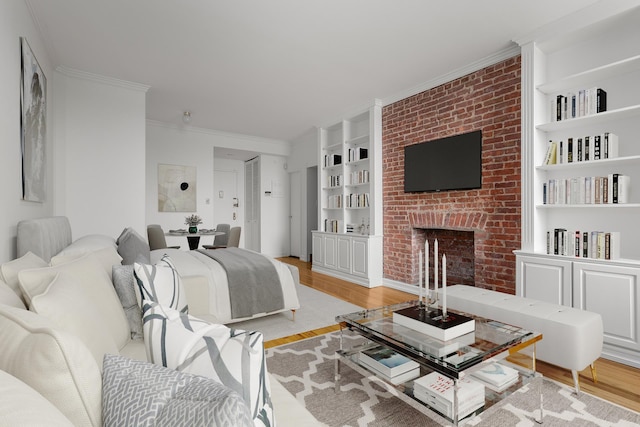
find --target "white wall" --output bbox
[259,154,290,257]
[0,1,54,262]
[146,121,290,250]
[287,128,318,261]
[54,69,148,239]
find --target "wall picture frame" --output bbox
[158,164,197,212]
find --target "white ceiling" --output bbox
[28,0,600,146]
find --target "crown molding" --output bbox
[56,66,150,92]
[381,44,521,107]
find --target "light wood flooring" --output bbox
[269,257,640,413]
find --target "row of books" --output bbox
[349,169,370,185]
[323,153,342,167]
[323,219,342,233]
[326,194,343,209]
[542,132,618,165]
[414,372,485,419]
[345,192,370,208]
[347,147,368,162]
[326,174,342,188]
[551,87,606,122]
[542,174,630,205]
[547,229,620,259]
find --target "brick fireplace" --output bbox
[382,56,521,294]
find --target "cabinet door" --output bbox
[351,237,369,278]
[336,235,351,273]
[323,235,337,269]
[311,233,324,266]
[516,255,572,306]
[573,262,640,354]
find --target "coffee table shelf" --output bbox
[335,300,543,425]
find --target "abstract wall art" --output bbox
[158,164,197,212]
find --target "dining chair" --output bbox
[226,227,241,248]
[203,223,230,249]
[147,225,180,250]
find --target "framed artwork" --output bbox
[20,37,47,202]
[158,164,197,212]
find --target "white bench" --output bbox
[439,285,603,394]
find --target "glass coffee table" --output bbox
[335,300,543,425]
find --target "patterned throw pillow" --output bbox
[142,301,273,427]
[102,354,252,427]
[112,265,143,340]
[133,255,188,313]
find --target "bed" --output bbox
[16,216,300,324]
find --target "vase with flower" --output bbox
[185,214,202,234]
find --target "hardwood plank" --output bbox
[271,257,640,413]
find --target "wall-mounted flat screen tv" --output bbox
[404,130,482,193]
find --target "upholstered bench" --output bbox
[439,285,603,394]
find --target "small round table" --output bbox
[166,230,226,250]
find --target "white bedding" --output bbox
[150,249,300,324]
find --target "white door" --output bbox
[214,170,239,225]
[289,171,301,257]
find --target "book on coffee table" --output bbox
[393,306,475,341]
[359,345,420,378]
[414,371,485,419]
[470,362,519,393]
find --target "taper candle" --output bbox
[434,239,439,295]
[418,249,423,303]
[424,240,429,303]
[442,253,447,320]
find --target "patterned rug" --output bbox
[266,331,640,426]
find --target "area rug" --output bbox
[266,331,640,427]
[229,283,362,341]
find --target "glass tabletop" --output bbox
[336,300,541,378]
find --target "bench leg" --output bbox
[290,309,296,322]
[590,363,598,384]
[571,370,581,395]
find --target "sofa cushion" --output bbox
[0,369,74,426]
[0,279,26,309]
[0,251,47,302]
[142,301,272,425]
[30,271,120,368]
[102,354,252,427]
[134,254,188,313]
[0,305,102,427]
[55,234,117,256]
[117,227,151,265]
[51,246,123,280]
[112,264,143,340]
[18,253,130,351]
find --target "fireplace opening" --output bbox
[415,228,475,287]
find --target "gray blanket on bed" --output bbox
[197,248,284,319]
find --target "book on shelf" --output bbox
[543,141,557,165]
[470,362,519,393]
[392,306,475,341]
[548,229,620,259]
[413,372,485,419]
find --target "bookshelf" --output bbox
[515,4,640,368]
[312,100,383,287]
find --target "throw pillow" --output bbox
[30,271,120,368]
[18,253,130,351]
[117,227,151,265]
[0,251,47,302]
[142,302,272,426]
[51,246,123,279]
[55,234,117,256]
[0,304,102,427]
[0,278,26,309]
[112,264,143,340]
[134,254,188,313]
[102,354,252,427]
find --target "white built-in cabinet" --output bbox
[312,100,383,287]
[515,3,640,368]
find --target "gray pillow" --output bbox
[116,227,150,265]
[111,265,143,340]
[102,354,252,427]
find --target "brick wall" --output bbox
[382,56,521,294]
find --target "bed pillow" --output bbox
[112,264,143,340]
[117,227,150,265]
[0,304,102,427]
[0,251,47,302]
[142,301,272,425]
[18,253,130,351]
[134,254,188,313]
[29,271,120,368]
[102,354,252,427]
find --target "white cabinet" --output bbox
[312,231,382,287]
[573,261,640,368]
[515,4,640,367]
[515,252,572,306]
[312,100,383,287]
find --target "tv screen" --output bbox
[404,130,482,193]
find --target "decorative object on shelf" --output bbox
[185,214,202,233]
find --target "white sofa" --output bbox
[440,284,603,394]
[0,217,319,426]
